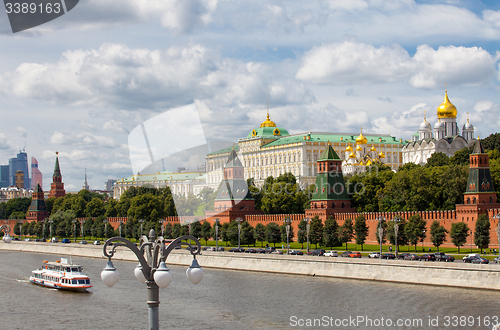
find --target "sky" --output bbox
[1,0,500,191]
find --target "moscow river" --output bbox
[1,251,500,330]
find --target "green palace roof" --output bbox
[261,133,406,148]
[244,126,290,139]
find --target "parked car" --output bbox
[51,237,59,243]
[419,254,436,261]
[217,247,225,251]
[289,250,304,255]
[93,240,101,245]
[340,251,352,257]
[472,257,489,264]
[397,253,410,260]
[404,254,419,261]
[380,253,395,260]
[23,238,31,242]
[256,248,266,254]
[79,240,87,244]
[186,246,198,252]
[494,257,500,263]
[308,249,326,256]
[349,251,362,258]
[245,248,256,253]
[368,252,380,258]
[463,253,480,261]
[202,246,211,251]
[438,255,455,262]
[265,247,276,253]
[324,251,338,257]
[270,250,283,254]
[61,238,71,243]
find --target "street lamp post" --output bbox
[81,220,85,241]
[139,219,145,237]
[101,230,203,330]
[48,220,53,241]
[159,220,164,237]
[394,216,401,258]
[422,230,426,252]
[188,219,193,236]
[1,224,12,243]
[284,217,291,255]
[470,229,473,252]
[376,217,384,258]
[212,218,219,251]
[41,219,46,240]
[305,218,311,252]
[103,219,109,240]
[18,220,22,241]
[236,218,243,249]
[72,219,77,242]
[118,219,123,237]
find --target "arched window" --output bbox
[466,198,470,204]
[341,202,345,208]
[490,197,494,204]
[473,197,476,204]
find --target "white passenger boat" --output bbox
[29,258,92,292]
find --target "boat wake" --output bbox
[16,279,30,283]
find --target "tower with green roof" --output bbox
[26,183,48,222]
[48,152,65,199]
[306,142,356,219]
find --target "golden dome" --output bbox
[349,152,356,158]
[370,146,377,152]
[437,91,457,119]
[260,113,277,128]
[356,145,362,151]
[356,131,368,144]
[378,151,385,158]
[345,144,353,152]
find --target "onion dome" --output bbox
[345,144,353,152]
[463,116,473,130]
[434,119,445,129]
[260,113,277,128]
[437,91,457,119]
[378,151,385,158]
[419,117,431,131]
[349,152,356,158]
[356,130,368,144]
[370,146,377,152]
[356,145,362,151]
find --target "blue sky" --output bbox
[1,0,500,190]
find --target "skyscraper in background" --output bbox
[0,165,9,188]
[9,151,30,188]
[31,157,43,190]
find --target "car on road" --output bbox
[381,253,395,260]
[404,254,419,261]
[23,238,31,241]
[419,254,436,261]
[463,253,480,261]
[61,238,71,243]
[397,253,410,260]
[348,251,362,258]
[245,248,256,253]
[289,250,304,255]
[51,237,59,243]
[93,240,101,245]
[265,247,276,253]
[217,247,225,252]
[438,255,455,262]
[471,257,489,264]
[79,240,87,244]
[494,257,500,263]
[340,251,352,257]
[270,250,283,254]
[308,249,326,256]
[256,248,266,254]
[324,251,338,257]
[368,252,380,258]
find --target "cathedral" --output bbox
[402,90,476,164]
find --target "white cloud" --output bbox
[296,41,498,89]
[474,100,494,112]
[50,131,118,148]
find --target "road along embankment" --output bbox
[2,241,500,291]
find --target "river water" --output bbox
[1,251,500,330]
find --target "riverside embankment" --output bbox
[2,241,500,291]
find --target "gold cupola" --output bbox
[370,146,377,152]
[378,151,385,158]
[356,129,368,144]
[345,144,353,152]
[437,90,457,119]
[349,152,356,158]
[260,113,277,128]
[356,145,362,151]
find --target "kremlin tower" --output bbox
[48,152,66,199]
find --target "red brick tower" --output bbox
[26,183,48,222]
[48,152,66,199]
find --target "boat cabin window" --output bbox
[71,267,78,272]
[72,280,77,284]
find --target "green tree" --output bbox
[5,197,31,218]
[260,173,309,214]
[172,223,182,238]
[450,147,472,165]
[174,193,202,216]
[240,221,256,246]
[405,214,427,252]
[474,214,490,253]
[375,218,388,245]
[354,215,369,251]
[347,165,394,212]
[85,197,105,218]
[338,218,354,250]
[430,221,448,252]
[104,199,119,217]
[191,221,202,238]
[309,216,324,249]
[425,152,449,167]
[210,221,221,243]
[280,222,295,246]
[386,218,408,251]
[200,221,212,245]
[254,223,267,247]
[297,219,307,244]
[450,222,469,253]
[163,222,173,239]
[127,193,164,221]
[265,222,281,248]
[323,216,340,249]
[198,187,217,212]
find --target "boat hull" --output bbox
[30,277,92,292]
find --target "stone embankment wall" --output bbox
[2,241,500,291]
